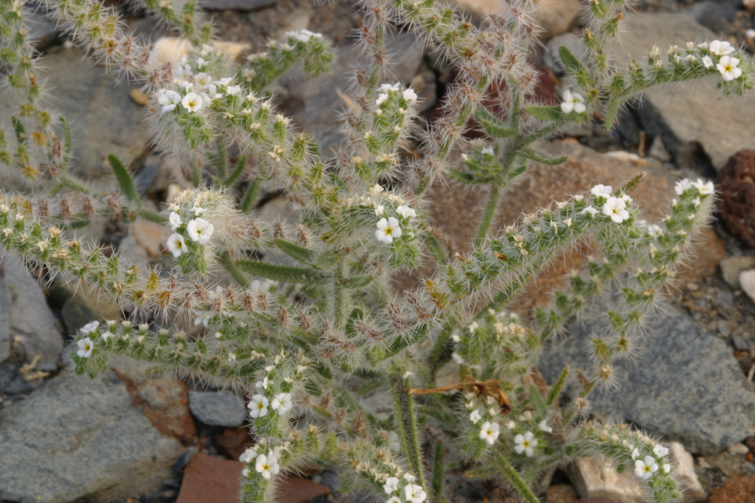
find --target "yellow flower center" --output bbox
[724,64,732,72]
[257,402,264,410]
[644,465,651,473]
[523,440,530,447]
[385,227,393,235]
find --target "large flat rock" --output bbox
[606,13,755,170]
[0,372,187,502]
[539,308,755,455]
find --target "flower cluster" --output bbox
[383,473,427,503]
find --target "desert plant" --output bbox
[0,0,750,502]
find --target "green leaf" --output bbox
[275,238,317,265]
[342,274,374,289]
[314,250,340,270]
[481,119,516,138]
[222,154,246,187]
[107,154,141,206]
[446,168,490,185]
[236,259,329,283]
[313,362,334,380]
[604,100,621,130]
[526,106,563,122]
[529,384,549,417]
[11,116,25,144]
[519,148,568,166]
[304,379,323,396]
[559,45,585,74]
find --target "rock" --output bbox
[701,450,743,477]
[1,256,62,367]
[188,390,246,427]
[741,270,755,304]
[33,47,150,183]
[23,6,61,50]
[0,372,187,503]
[544,33,586,74]
[716,150,755,247]
[215,426,255,460]
[175,453,330,503]
[686,1,738,34]
[607,14,755,170]
[728,443,750,455]
[60,285,122,334]
[568,442,703,503]
[540,308,755,455]
[720,256,755,289]
[130,219,170,258]
[453,0,582,39]
[286,31,423,153]
[198,0,275,11]
[546,484,579,503]
[718,319,732,338]
[708,474,755,503]
[648,135,672,162]
[733,334,750,351]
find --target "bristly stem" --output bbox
[474,184,502,248]
[490,452,539,503]
[391,376,418,476]
[404,375,427,492]
[218,251,249,287]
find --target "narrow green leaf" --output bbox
[547,367,570,405]
[604,100,621,130]
[481,119,516,138]
[314,250,340,270]
[519,148,568,166]
[432,441,445,502]
[11,116,25,144]
[342,274,374,289]
[107,154,140,206]
[222,154,246,187]
[240,178,261,213]
[275,238,317,265]
[526,106,563,122]
[529,384,549,417]
[236,259,329,283]
[559,45,585,74]
[313,362,334,380]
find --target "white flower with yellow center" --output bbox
[514,431,538,456]
[709,40,735,56]
[181,92,203,113]
[602,197,630,223]
[187,218,214,244]
[77,337,94,358]
[591,184,612,198]
[375,217,402,244]
[255,452,279,480]
[403,88,418,102]
[167,233,187,258]
[248,394,269,418]
[470,410,482,424]
[560,90,586,114]
[405,484,427,503]
[384,477,400,494]
[693,178,714,195]
[717,56,742,81]
[194,73,212,87]
[271,393,293,415]
[479,421,500,445]
[81,321,100,334]
[396,205,416,219]
[634,455,659,479]
[158,90,181,113]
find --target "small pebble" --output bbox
[741,270,755,304]
[130,88,149,106]
[728,443,750,456]
[718,319,732,338]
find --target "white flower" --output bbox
[380,83,401,92]
[514,431,538,456]
[482,146,494,156]
[194,72,212,87]
[388,431,401,452]
[158,90,181,113]
[169,212,182,230]
[560,89,586,114]
[186,218,214,244]
[479,421,500,445]
[451,352,464,364]
[675,178,693,195]
[634,455,659,480]
[582,206,599,219]
[403,88,418,102]
[709,40,735,56]
[396,205,416,219]
[255,453,280,480]
[538,420,553,433]
[404,484,427,503]
[663,463,671,474]
[653,444,670,457]
[505,420,516,429]
[81,321,100,334]
[717,56,742,81]
[167,233,187,258]
[77,337,94,358]
[239,447,258,463]
[386,498,402,503]
[192,206,206,216]
[375,217,402,244]
[468,322,478,333]
[249,280,273,294]
[470,410,482,424]
[376,93,389,106]
[631,447,640,460]
[181,92,203,112]
[256,377,269,390]
[384,477,400,494]
[693,178,714,195]
[602,197,630,223]
[101,331,115,341]
[271,393,293,415]
[702,56,713,69]
[648,224,662,237]
[375,205,385,216]
[248,394,269,418]
[206,84,223,100]
[227,85,242,96]
[591,184,613,198]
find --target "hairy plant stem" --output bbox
[391,376,419,476]
[403,375,427,492]
[474,184,502,248]
[240,177,261,213]
[490,452,539,503]
[219,251,250,287]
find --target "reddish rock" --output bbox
[717,150,755,249]
[176,453,330,503]
[215,426,255,461]
[114,368,197,445]
[707,474,755,503]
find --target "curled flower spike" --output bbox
[560,90,586,114]
[514,431,538,456]
[375,217,401,244]
[634,455,659,479]
[717,56,742,81]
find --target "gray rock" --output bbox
[539,308,755,455]
[720,255,755,289]
[0,372,185,503]
[286,31,424,153]
[31,47,150,183]
[544,33,586,74]
[198,0,275,11]
[606,13,755,170]
[733,334,750,351]
[1,256,62,367]
[23,6,61,50]
[188,390,246,427]
[686,1,738,34]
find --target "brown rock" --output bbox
[707,474,755,503]
[452,0,582,39]
[114,368,197,445]
[130,219,170,258]
[717,150,755,249]
[413,141,725,311]
[215,426,255,461]
[176,453,330,503]
[547,484,579,503]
